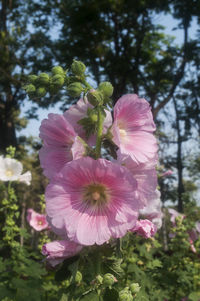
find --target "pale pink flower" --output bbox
[42,240,83,267]
[195,221,200,233]
[27,208,49,231]
[39,113,86,179]
[64,98,112,145]
[111,94,157,164]
[45,157,143,246]
[131,219,157,238]
[189,238,197,253]
[161,170,173,177]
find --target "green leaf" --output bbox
[188,292,200,301]
[103,288,119,301]
[60,293,69,301]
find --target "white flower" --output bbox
[0,156,31,185]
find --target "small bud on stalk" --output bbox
[71,60,86,76]
[130,283,140,294]
[98,81,113,98]
[67,82,84,97]
[103,273,117,287]
[87,89,104,106]
[36,87,46,97]
[38,73,49,86]
[51,74,65,88]
[51,66,65,76]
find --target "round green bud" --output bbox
[51,74,65,88]
[75,271,82,284]
[51,66,65,76]
[28,75,38,84]
[87,89,104,106]
[96,275,103,285]
[130,283,140,294]
[38,73,49,86]
[103,273,117,287]
[119,288,132,301]
[36,87,46,97]
[25,84,36,97]
[67,82,84,97]
[98,81,113,97]
[71,60,86,76]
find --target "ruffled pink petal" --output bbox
[131,219,157,238]
[39,113,77,147]
[42,240,83,266]
[39,145,72,179]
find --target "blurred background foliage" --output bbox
[0,0,200,300]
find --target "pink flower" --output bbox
[131,219,157,238]
[139,190,163,229]
[161,170,173,177]
[45,157,143,246]
[39,113,83,179]
[111,94,157,164]
[42,240,83,267]
[64,98,112,145]
[117,151,158,206]
[27,209,49,231]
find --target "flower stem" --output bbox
[95,107,103,158]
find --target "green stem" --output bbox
[95,107,103,159]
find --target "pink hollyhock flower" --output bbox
[39,113,87,179]
[131,219,157,238]
[42,240,83,267]
[45,157,143,246]
[64,98,112,145]
[161,170,173,177]
[27,209,49,231]
[111,94,157,164]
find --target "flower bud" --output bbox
[51,74,65,88]
[75,271,82,284]
[96,275,103,285]
[67,82,84,97]
[24,84,36,96]
[28,75,38,84]
[87,89,103,106]
[38,73,49,86]
[119,288,132,301]
[71,60,86,76]
[103,273,117,287]
[98,82,113,97]
[51,66,65,76]
[36,87,46,97]
[130,283,140,294]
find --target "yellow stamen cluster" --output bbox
[83,183,109,207]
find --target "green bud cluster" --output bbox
[75,271,82,284]
[67,82,84,97]
[24,65,67,99]
[129,283,140,294]
[103,273,117,287]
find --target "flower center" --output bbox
[83,183,109,207]
[5,169,13,177]
[38,220,43,225]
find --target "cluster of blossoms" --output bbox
[0,156,31,185]
[38,90,162,266]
